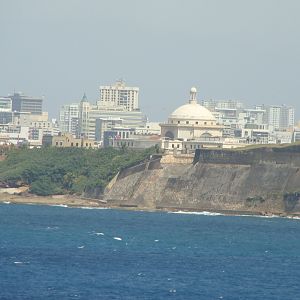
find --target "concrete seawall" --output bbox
[104,145,300,215]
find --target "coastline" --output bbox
[1,192,300,220]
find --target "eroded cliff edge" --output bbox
[104,145,300,215]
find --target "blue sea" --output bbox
[0,204,300,299]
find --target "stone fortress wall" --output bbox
[104,144,300,215]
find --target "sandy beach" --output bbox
[0,193,106,208]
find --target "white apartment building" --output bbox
[0,97,12,111]
[98,80,139,111]
[59,103,79,136]
[263,105,295,130]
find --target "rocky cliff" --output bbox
[104,145,300,215]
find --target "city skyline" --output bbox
[1,1,300,121]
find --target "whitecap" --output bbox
[51,204,68,208]
[94,232,104,236]
[113,237,122,241]
[77,246,85,249]
[3,201,10,204]
[154,240,159,242]
[46,226,59,230]
[14,261,29,264]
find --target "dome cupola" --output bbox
[169,87,215,121]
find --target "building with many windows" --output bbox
[11,92,43,115]
[77,88,146,141]
[59,103,79,137]
[98,80,139,111]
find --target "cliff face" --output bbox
[104,146,300,214]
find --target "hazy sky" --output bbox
[1,0,300,121]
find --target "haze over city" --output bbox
[1,0,300,121]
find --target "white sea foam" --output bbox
[46,226,59,230]
[113,237,122,241]
[3,201,11,204]
[237,214,279,219]
[93,232,104,236]
[80,206,109,210]
[14,261,29,264]
[77,246,85,249]
[51,204,68,208]
[170,211,222,216]
[154,240,159,242]
[286,216,300,220]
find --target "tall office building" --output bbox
[59,103,80,136]
[264,105,295,130]
[280,105,295,129]
[11,92,43,115]
[98,80,139,111]
[0,97,13,124]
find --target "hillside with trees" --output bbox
[0,147,155,196]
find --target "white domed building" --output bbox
[160,87,223,153]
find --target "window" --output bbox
[71,142,73,146]
[186,121,189,124]
[196,122,198,125]
[56,142,58,146]
[177,144,179,148]
[76,143,79,147]
[172,144,174,148]
[178,121,180,124]
[60,142,62,146]
[204,122,207,125]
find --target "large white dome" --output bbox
[170,102,215,121]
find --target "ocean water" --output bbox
[0,204,300,300]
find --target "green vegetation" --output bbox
[0,147,155,196]
[246,196,265,207]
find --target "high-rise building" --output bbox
[0,97,12,111]
[0,97,13,124]
[264,105,295,130]
[280,105,295,130]
[11,92,43,115]
[59,103,79,137]
[98,80,139,111]
[78,94,91,138]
